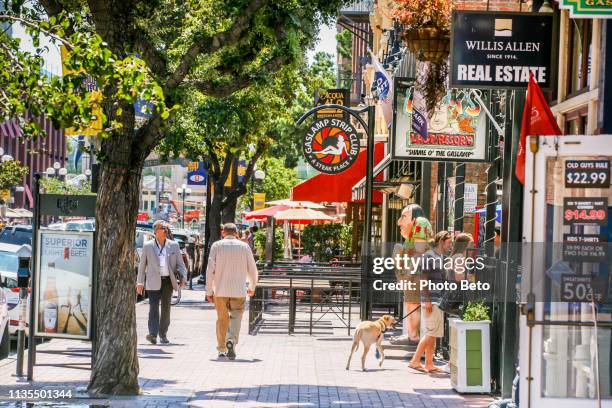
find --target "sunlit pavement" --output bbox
[0,285,492,407]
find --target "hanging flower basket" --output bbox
[403,27,450,63]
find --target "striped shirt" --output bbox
[205,236,258,297]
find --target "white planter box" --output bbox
[449,318,491,393]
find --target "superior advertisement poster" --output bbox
[35,230,94,339]
[450,11,555,89]
[392,79,488,162]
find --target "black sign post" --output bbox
[297,104,375,320]
[450,11,556,89]
[26,176,97,381]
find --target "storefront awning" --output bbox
[352,157,419,201]
[291,142,385,203]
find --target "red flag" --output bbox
[515,73,562,184]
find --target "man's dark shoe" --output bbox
[145,334,157,345]
[159,336,170,344]
[226,340,236,360]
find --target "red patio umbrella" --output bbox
[244,205,290,221]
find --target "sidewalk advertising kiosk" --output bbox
[521,135,611,407]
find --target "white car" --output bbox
[0,276,9,359]
[0,243,31,336]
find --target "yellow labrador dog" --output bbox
[346,314,396,371]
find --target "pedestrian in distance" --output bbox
[206,223,258,360]
[136,220,188,345]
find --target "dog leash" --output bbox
[393,304,421,325]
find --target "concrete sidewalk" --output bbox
[0,285,492,407]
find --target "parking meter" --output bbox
[16,245,32,288]
[15,244,31,377]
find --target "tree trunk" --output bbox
[222,194,238,224]
[88,121,145,395]
[208,180,223,244]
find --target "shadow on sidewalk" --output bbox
[189,384,472,407]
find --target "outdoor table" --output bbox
[257,277,330,334]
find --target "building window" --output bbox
[143,201,148,210]
[566,19,592,95]
[564,106,588,135]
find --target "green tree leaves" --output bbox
[0,159,28,190]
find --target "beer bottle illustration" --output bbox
[43,261,59,333]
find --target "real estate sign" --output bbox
[450,11,555,89]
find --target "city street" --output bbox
[0,286,491,407]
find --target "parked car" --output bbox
[0,225,32,246]
[0,243,31,337]
[47,220,95,231]
[0,273,9,359]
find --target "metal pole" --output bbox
[202,173,212,279]
[27,174,41,381]
[453,163,466,233]
[182,192,185,229]
[15,287,27,376]
[360,105,375,321]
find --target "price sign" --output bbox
[565,160,610,188]
[560,275,603,303]
[562,234,608,262]
[563,197,608,226]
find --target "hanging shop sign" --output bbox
[464,183,478,213]
[392,81,488,162]
[565,159,610,188]
[35,230,94,340]
[315,89,349,119]
[563,197,608,226]
[450,11,555,89]
[303,118,360,174]
[559,0,612,19]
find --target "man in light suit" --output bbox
[137,220,188,344]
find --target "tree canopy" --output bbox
[0,0,345,395]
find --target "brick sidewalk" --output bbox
[0,285,492,407]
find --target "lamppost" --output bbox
[251,169,265,210]
[45,161,67,180]
[176,184,192,228]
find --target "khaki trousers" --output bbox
[214,297,246,353]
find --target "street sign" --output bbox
[144,157,188,167]
[464,183,478,213]
[187,161,208,186]
[392,80,489,162]
[315,89,349,119]
[253,193,266,210]
[450,11,555,89]
[39,194,96,218]
[303,118,360,174]
[559,0,612,19]
[564,159,610,188]
[34,230,94,340]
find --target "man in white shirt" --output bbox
[206,223,258,360]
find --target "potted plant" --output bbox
[394,0,453,62]
[394,0,454,114]
[449,301,492,393]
